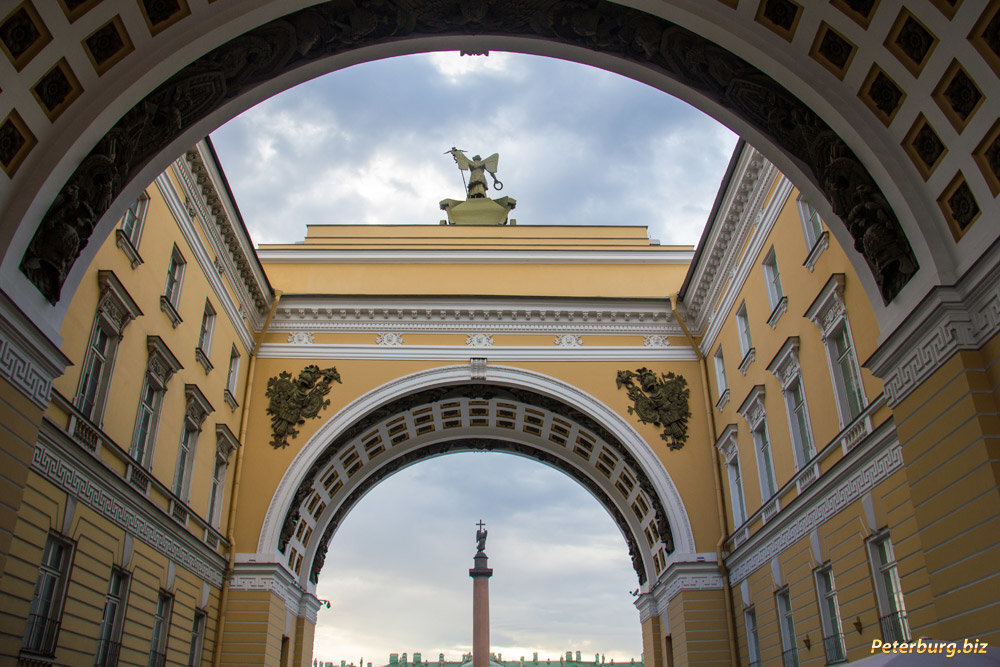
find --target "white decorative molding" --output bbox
[725,419,901,583]
[766,337,801,390]
[643,335,670,347]
[230,561,317,620]
[267,296,680,336]
[650,558,724,609]
[715,424,739,463]
[0,290,70,409]
[466,333,494,348]
[737,347,756,375]
[257,248,694,265]
[634,592,657,623]
[766,296,787,328]
[33,430,226,586]
[554,334,582,347]
[737,385,766,430]
[256,343,699,362]
[805,274,847,338]
[375,333,404,346]
[715,387,730,411]
[287,332,315,345]
[803,231,829,272]
[470,357,487,380]
[867,238,1000,407]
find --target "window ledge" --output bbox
[195,347,213,374]
[115,229,143,269]
[738,347,756,375]
[159,296,182,328]
[223,388,238,411]
[767,296,788,328]
[715,387,730,410]
[803,231,829,272]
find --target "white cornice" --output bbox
[256,248,693,264]
[156,173,256,355]
[0,289,70,408]
[269,296,681,335]
[256,343,699,362]
[867,237,1000,407]
[649,558,724,615]
[230,561,316,617]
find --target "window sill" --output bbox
[767,296,787,328]
[738,347,756,375]
[159,296,182,328]
[715,387,730,410]
[195,347,213,374]
[803,231,829,272]
[115,229,143,269]
[224,388,238,410]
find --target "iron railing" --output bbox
[823,633,847,663]
[880,610,910,643]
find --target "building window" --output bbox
[815,565,846,664]
[753,421,778,500]
[798,198,824,249]
[117,192,149,267]
[736,303,753,356]
[187,609,207,667]
[727,453,747,525]
[762,248,784,309]
[207,452,227,527]
[161,246,186,327]
[776,588,798,667]
[225,346,240,409]
[713,347,729,407]
[77,323,115,421]
[745,607,762,667]
[785,377,814,469]
[868,532,910,643]
[95,567,129,667]
[22,534,74,657]
[829,322,866,424]
[149,591,173,667]
[131,337,182,470]
[196,301,216,373]
[172,426,199,499]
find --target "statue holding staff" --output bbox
[447,148,503,199]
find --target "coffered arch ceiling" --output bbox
[1,1,998,330]
[255,365,699,592]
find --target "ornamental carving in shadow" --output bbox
[616,367,691,450]
[265,365,341,449]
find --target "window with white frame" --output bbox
[797,197,824,249]
[197,301,215,356]
[131,337,181,469]
[815,565,846,664]
[736,303,753,357]
[75,272,141,424]
[186,609,207,667]
[95,567,129,667]
[207,425,238,527]
[148,591,173,667]
[161,246,186,327]
[727,452,747,525]
[22,534,74,657]
[806,275,867,428]
[785,378,814,468]
[714,347,728,404]
[753,421,778,500]
[762,248,784,310]
[745,607,762,666]
[172,385,214,501]
[225,346,240,409]
[119,192,149,252]
[868,532,910,644]
[776,588,799,667]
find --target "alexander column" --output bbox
[469,520,493,667]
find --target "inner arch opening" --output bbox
[313,452,643,664]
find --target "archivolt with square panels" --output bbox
[256,365,697,591]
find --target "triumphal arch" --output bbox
[0,1,998,665]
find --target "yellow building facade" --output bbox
[0,136,996,667]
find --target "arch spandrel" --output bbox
[252,364,702,591]
[8,1,1000,337]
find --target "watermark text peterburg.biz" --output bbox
[871,638,990,658]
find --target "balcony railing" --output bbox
[879,610,910,644]
[21,613,60,657]
[781,647,799,667]
[823,633,847,663]
[94,639,122,667]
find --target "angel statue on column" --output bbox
[447,148,503,199]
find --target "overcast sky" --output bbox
[210,51,737,665]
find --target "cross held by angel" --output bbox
[447,148,503,199]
